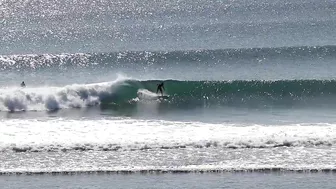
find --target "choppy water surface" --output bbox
[1,0,336,187]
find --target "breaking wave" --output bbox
[2,78,336,111]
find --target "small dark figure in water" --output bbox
[156,82,165,96]
[20,81,26,87]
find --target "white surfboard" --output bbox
[137,89,169,100]
[155,95,170,100]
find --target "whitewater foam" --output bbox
[0,80,127,111]
[1,143,336,174]
[0,118,336,152]
[2,167,336,175]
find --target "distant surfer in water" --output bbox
[156,82,165,96]
[20,81,26,87]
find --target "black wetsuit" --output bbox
[157,82,164,96]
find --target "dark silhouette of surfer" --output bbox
[20,81,26,87]
[156,82,165,96]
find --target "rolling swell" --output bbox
[1,79,336,111]
[0,45,335,70]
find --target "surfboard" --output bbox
[157,95,169,100]
[137,89,169,100]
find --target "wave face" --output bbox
[0,45,335,70]
[2,79,336,111]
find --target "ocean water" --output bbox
[1,0,336,187]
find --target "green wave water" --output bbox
[124,79,336,98]
[99,79,336,108]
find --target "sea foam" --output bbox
[0,78,128,111]
[0,119,336,152]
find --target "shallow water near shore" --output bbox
[1,172,336,189]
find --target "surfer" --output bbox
[156,82,165,96]
[20,81,26,87]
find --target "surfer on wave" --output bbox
[156,82,165,96]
